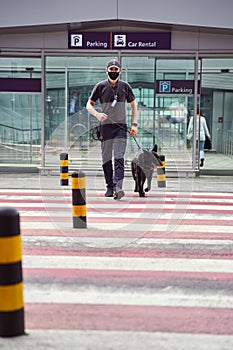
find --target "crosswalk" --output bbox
[1,187,233,349]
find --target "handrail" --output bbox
[0,123,40,132]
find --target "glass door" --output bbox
[122,56,197,172]
[201,58,233,157]
[44,55,199,174]
[44,56,116,167]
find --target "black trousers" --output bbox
[101,123,127,192]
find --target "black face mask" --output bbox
[108,71,119,80]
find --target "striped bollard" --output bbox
[0,207,25,337]
[72,171,87,228]
[60,152,69,186]
[157,155,166,188]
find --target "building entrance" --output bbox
[43,55,198,174]
[0,55,232,175]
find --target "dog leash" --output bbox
[130,133,141,150]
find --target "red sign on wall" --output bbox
[218,117,223,123]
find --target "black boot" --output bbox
[105,188,114,197]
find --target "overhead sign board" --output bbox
[68,32,171,50]
[156,80,200,94]
[112,32,171,50]
[0,78,41,92]
[69,32,110,49]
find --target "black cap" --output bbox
[107,59,121,69]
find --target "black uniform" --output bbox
[89,79,135,192]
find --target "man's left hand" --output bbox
[129,125,138,137]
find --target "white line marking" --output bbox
[23,255,233,273]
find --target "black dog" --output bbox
[131,145,162,197]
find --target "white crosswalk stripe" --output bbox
[1,188,233,349]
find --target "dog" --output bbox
[131,144,162,197]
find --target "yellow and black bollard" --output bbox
[157,155,166,188]
[60,152,69,186]
[72,171,87,228]
[0,207,25,337]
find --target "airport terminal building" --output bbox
[0,0,233,175]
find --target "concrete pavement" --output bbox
[0,172,232,193]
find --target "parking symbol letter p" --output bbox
[71,35,82,47]
[159,81,171,93]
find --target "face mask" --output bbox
[108,71,119,80]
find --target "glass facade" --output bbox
[0,58,41,164]
[43,56,197,171]
[0,55,233,173]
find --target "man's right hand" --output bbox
[96,113,108,122]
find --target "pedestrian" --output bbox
[187,108,211,167]
[69,91,79,115]
[86,59,138,199]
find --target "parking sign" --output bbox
[159,81,171,93]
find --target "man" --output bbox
[86,59,138,199]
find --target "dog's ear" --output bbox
[152,144,158,153]
[152,151,162,165]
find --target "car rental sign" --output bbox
[68,32,171,50]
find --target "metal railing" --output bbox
[224,130,233,157]
[218,129,233,157]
